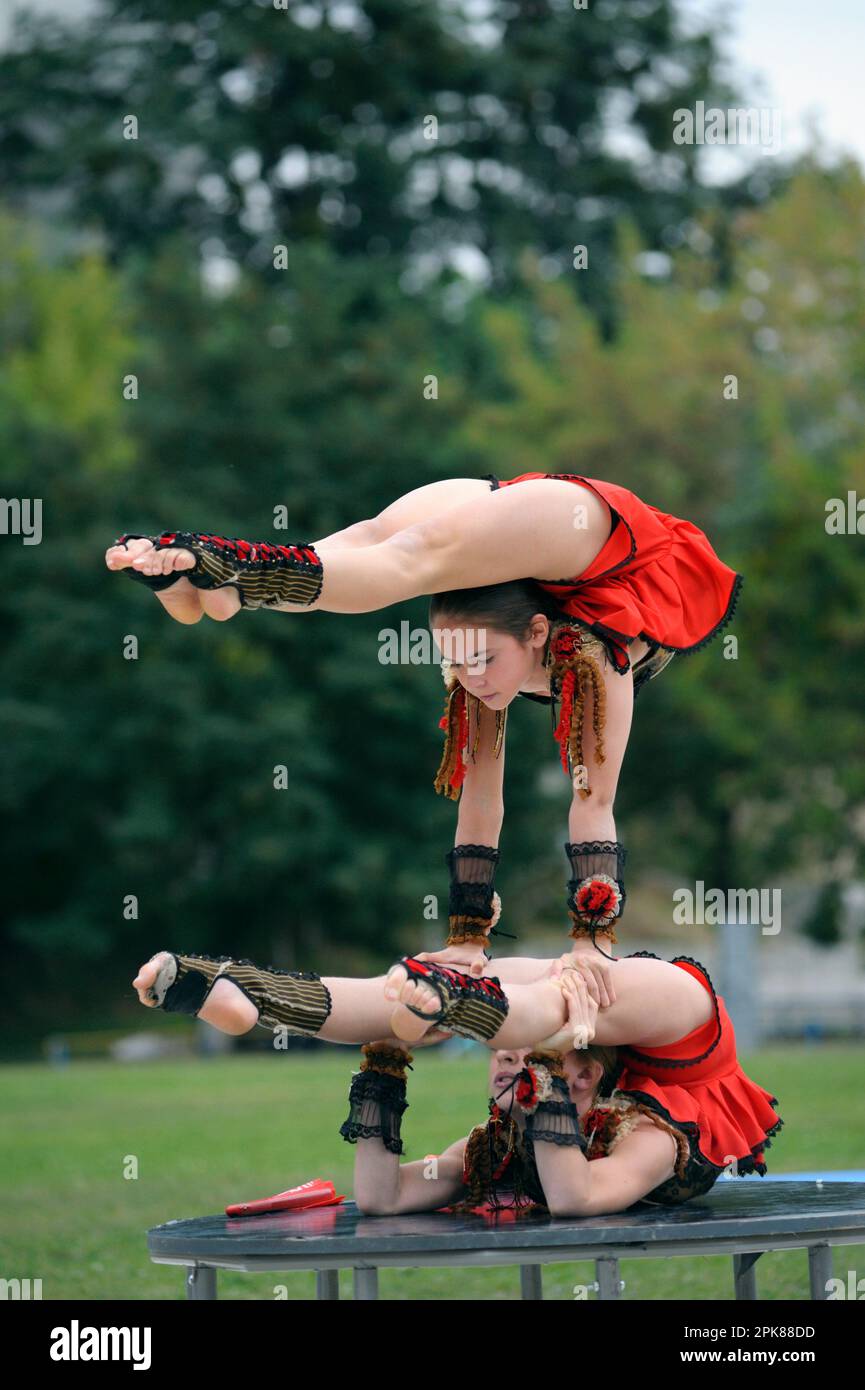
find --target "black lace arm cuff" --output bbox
[525,1075,587,1150]
[565,840,626,945]
[447,844,499,944]
[446,844,515,945]
[339,1044,412,1156]
[516,1056,587,1151]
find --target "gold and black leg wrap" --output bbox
[446,844,500,948]
[149,952,331,1038]
[339,1043,413,1155]
[395,956,509,1043]
[515,1051,587,1152]
[565,840,626,946]
[115,531,323,609]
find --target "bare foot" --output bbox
[105,537,196,579]
[132,952,259,1034]
[155,577,205,624]
[383,963,443,1042]
[198,588,242,621]
[132,952,170,1007]
[106,539,203,624]
[106,538,242,623]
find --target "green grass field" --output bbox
[1,1043,863,1301]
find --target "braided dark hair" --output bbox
[430,580,613,802]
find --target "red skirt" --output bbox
[489,472,743,672]
[614,955,782,1176]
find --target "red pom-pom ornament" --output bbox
[575,874,622,927]
[551,627,581,662]
[515,1069,540,1113]
[515,1063,554,1115]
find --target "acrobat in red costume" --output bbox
[107,472,742,982]
[339,955,781,1218]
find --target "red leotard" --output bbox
[488,472,743,672]
[606,954,782,1179]
[448,954,782,1214]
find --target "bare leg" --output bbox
[132,950,714,1049]
[106,480,491,623]
[194,482,499,618]
[319,479,494,546]
[381,961,568,1045]
[107,479,612,616]
[288,478,613,613]
[484,954,716,1048]
[132,952,569,1048]
[488,956,559,985]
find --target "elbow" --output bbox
[353,1191,394,1217]
[546,1195,590,1220]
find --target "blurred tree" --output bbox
[0,214,516,1045]
[0,1,861,1050]
[0,0,784,335]
[801,882,843,949]
[445,163,865,916]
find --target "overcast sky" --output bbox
[1,0,861,174]
[682,0,864,171]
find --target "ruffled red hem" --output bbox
[613,955,783,1173]
[618,1079,784,1176]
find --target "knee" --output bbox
[578,777,615,812]
[345,517,383,546]
[384,515,452,587]
[589,785,616,813]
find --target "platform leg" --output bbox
[316,1269,340,1300]
[186,1265,217,1300]
[595,1258,622,1300]
[353,1266,379,1300]
[808,1244,833,1300]
[733,1251,761,1300]
[520,1264,543,1300]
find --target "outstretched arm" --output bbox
[453,699,506,848]
[560,632,636,1005]
[355,1136,468,1216]
[339,1040,467,1215]
[513,1042,678,1218]
[418,698,506,977]
[534,1117,678,1218]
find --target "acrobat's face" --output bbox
[434,617,549,710]
[488,1046,531,1106]
[560,1050,605,1112]
[489,1047,604,1120]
